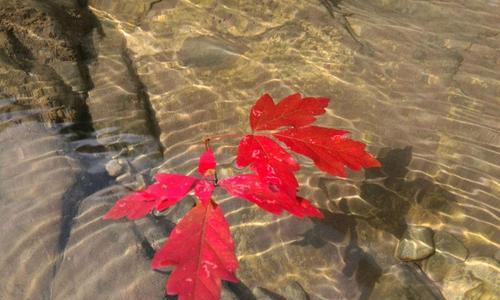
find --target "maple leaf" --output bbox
[274,126,381,177]
[219,174,323,218]
[236,134,299,197]
[151,201,238,300]
[103,150,217,219]
[102,190,157,220]
[250,93,329,131]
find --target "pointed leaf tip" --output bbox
[198,149,217,175]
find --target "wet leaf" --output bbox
[220,174,323,218]
[236,134,299,197]
[250,93,329,131]
[151,201,238,300]
[198,148,216,175]
[102,191,157,220]
[274,126,381,177]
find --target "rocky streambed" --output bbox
[1,0,499,299]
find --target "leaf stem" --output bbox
[203,132,245,150]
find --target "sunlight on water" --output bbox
[0,0,499,299]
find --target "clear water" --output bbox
[0,0,498,299]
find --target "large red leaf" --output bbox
[250,93,329,131]
[274,126,381,177]
[151,201,238,300]
[236,135,299,197]
[219,174,323,218]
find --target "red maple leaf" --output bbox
[219,174,323,218]
[274,126,381,177]
[151,201,238,300]
[236,134,299,197]
[103,150,217,220]
[250,93,329,130]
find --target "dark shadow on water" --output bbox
[293,146,461,298]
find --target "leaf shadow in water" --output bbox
[294,146,462,299]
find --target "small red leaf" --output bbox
[153,174,198,211]
[250,93,329,131]
[152,201,238,300]
[274,126,381,177]
[198,149,216,175]
[236,135,299,197]
[103,191,157,220]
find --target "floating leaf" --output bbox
[250,93,329,131]
[236,134,299,197]
[220,174,322,218]
[152,202,238,300]
[274,126,381,177]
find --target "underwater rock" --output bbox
[369,264,443,300]
[251,287,282,300]
[434,256,500,300]
[178,36,242,69]
[52,185,166,300]
[49,60,90,93]
[86,18,163,165]
[0,0,96,65]
[464,257,500,288]
[419,188,465,220]
[422,231,469,282]
[280,281,309,300]
[0,0,95,125]
[88,0,160,25]
[434,231,469,261]
[441,270,483,300]
[0,123,81,299]
[105,159,126,177]
[395,226,435,261]
[221,287,240,300]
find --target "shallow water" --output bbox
[0,0,499,299]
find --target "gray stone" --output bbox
[251,287,280,300]
[52,185,165,300]
[221,286,239,300]
[434,231,469,261]
[464,257,500,287]
[88,0,159,24]
[441,271,482,300]
[0,123,80,299]
[423,254,464,283]
[49,61,89,93]
[178,36,241,69]
[422,231,468,282]
[369,264,442,300]
[105,159,125,177]
[280,282,308,300]
[395,226,435,261]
